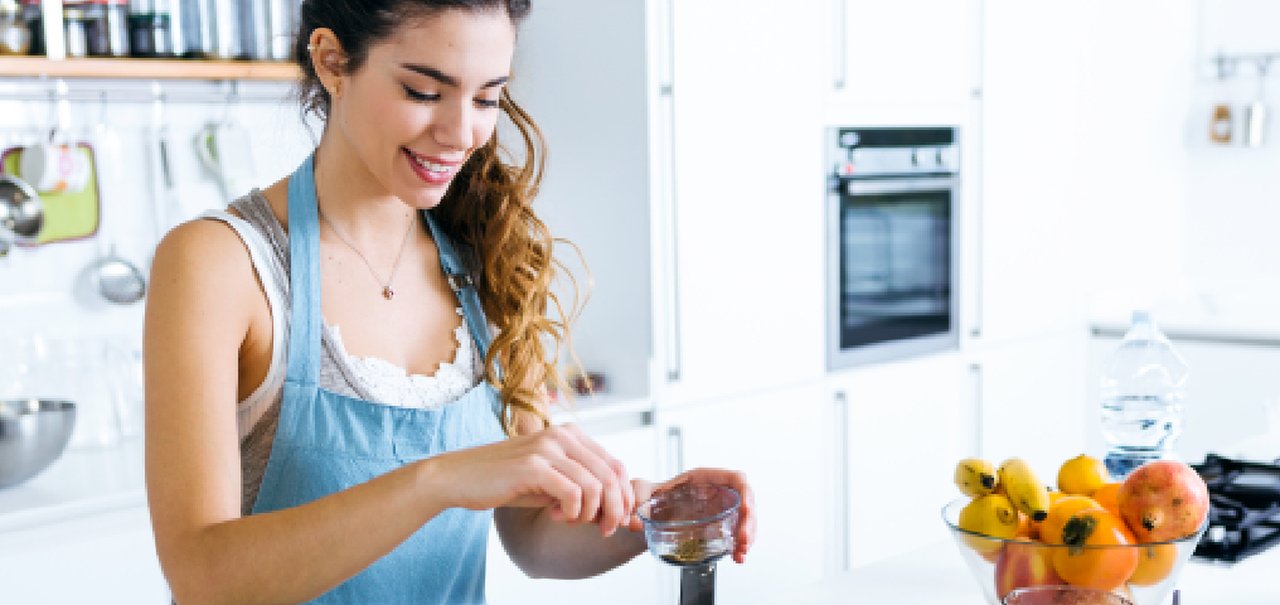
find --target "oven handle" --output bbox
[842,176,959,196]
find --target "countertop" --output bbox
[778,538,1280,605]
[0,437,145,532]
[0,394,651,534]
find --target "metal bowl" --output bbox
[0,399,76,488]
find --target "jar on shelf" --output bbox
[128,0,172,57]
[0,0,32,56]
[63,2,90,58]
[19,0,40,56]
[84,0,130,57]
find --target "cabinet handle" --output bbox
[667,425,685,474]
[833,0,848,91]
[834,390,851,571]
[968,364,984,458]
[657,0,683,383]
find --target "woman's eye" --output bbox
[402,84,441,102]
[475,98,500,109]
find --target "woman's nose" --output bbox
[432,101,473,151]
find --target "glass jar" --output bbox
[20,0,40,56]
[63,4,90,58]
[0,0,31,56]
[128,0,172,57]
[84,0,130,56]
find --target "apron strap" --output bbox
[284,154,322,388]
[422,211,497,373]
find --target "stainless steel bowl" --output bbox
[0,399,76,488]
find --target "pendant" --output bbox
[382,286,395,300]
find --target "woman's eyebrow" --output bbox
[399,63,509,88]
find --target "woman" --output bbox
[143,1,755,604]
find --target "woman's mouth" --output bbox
[403,148,458,185]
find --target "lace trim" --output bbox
[323,309,482,409]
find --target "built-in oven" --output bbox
[826,126,960,369]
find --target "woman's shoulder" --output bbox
[150,216,262,301]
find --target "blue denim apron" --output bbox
[251,155,506,604]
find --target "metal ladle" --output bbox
[90,244,146,304]
[0,174,44,256]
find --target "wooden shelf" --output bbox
[0,56,299,81]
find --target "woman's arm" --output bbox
[145,222,627,605]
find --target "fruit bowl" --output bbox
[942,498,1206,605]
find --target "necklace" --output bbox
[318,208,416,300]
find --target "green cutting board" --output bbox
[1,144,101,245]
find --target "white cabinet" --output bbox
[0,506,170,604]
[830,0,982,104]
[513,0,829,408]
[657,383,833,601]
[830,352,968,568]
[965,3,1092,343]
[968,333,1089,475]
[485,419,663,605]
[655,0,829,406]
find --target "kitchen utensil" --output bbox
[83,93,146,305]
[638,483,741,605]
[89,243,146,304]
[0,336,132,449]
[0,398,77,488]
[0,173,43,255]
[943,497,1207,605]
[1003,586,1133,605]
[1244,57,1270,148]
[18,137,91,194]
[195,112,255,202]
[2,144,102,246]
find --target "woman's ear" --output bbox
[308,27,348,98]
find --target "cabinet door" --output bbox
[971,4,1091,343]
[0,506,170,604]
[970,334,1089,476]
[655,0,828,406]
[658,383,833,601]
[832,352,968,568]
[485,422,663,605]
[833,0,982,104]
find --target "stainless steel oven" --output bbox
[826,127,960,369]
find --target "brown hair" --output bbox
[295,0,580,435]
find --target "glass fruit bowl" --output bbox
[637,483,740,567]
[942,498,1206,605]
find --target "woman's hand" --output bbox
[425,423,634,537]
[626,468,757,564]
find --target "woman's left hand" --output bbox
[626,468,757,564]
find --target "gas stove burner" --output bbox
[1192,454,1280,563]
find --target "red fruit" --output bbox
[1117,460,1210,542]
[995,541,1064,601]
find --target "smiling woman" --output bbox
[141,1,756,605]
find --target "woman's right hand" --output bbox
[424,423,635,537]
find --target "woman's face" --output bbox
[329,10,516,209]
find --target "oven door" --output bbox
[826,176,959,369]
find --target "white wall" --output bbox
[0,78,314,389]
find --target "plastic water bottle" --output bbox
[1100,311,1190,479]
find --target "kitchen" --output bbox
[1,0,1279,603]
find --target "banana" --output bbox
[954,458,998,497]
[998,457,1052,522]
[957,493,1020,557]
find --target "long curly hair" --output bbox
[294,0,581,435]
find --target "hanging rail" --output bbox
[1211,51,1280,79]
[0,78,295,105]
